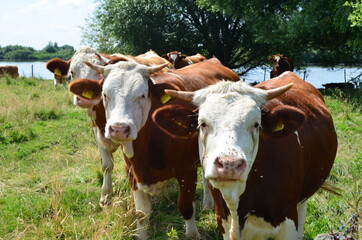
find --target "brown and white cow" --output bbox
[68,58,240,239]
[163,51,206,69]
[0,65,19,78]
[109,49,174,71]
[269,54,294,78]
[153,71,337,239]
[46,47,174,208]
[46,47,121,207]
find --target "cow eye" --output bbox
[254,122,260,129]
[199,122,207,129]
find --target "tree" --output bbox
[82,0,295,71]
[198,0,361,65]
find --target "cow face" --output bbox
[192,82,270,206]
[46,47,108,106]
[153,81,301,207]
[69,61,167,157]
[68,47,107,82]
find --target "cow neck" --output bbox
[124,104,175,185]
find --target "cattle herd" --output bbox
[46,47,337,240]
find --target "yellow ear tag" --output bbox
[272,120,285,132]
[160,93,171,104]
[82,90,94,99]
[54,68,62,76]
[175,120,188,129]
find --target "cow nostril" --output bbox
[214,157,224,169]
[124,126,130,137]
[236,159,246,171]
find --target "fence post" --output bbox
[31,64,34,78]
[344,69,346,83]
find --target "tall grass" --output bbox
[0,77,361,239]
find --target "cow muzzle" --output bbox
[211,156,247,182]
[109,123,131,141]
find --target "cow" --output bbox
[152,71,338,240]
[68,58,240,239]
[0,65,19,78]
[46,47,177,208]
[163,51,206,69]
[322,82,354,89]
[269,54,294,78]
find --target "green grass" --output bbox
[0,77,361,239]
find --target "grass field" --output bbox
[0,76,361,239]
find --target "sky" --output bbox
[0,0,99,50]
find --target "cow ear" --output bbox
[46,58,70,76]
[68,78,103,101]
[261,105,305,138]
[150,82,179,105]
[152,105,198,139]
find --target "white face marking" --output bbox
[102,62,151,157]
[196,91,264,209]
[170,53,178,61]
[294,130,301,146]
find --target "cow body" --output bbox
[269,54,294,78]
[46,47,120,206]
[154,72,337,239]
[322,82,354,89]
[110,49,174,70]
[0,65,19,78]
[163,51,206,69]
[69,58,240,239]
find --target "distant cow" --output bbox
[322,82,354,89]
[153,71,337,239]
[68,58,240,239]
[269,54,294,78]
[163,51,206,69]
[109,49,174,70]
[0,65,19,78]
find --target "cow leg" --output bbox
[99,146,114,206]
[177,173,200,239]
[133,189,151,240]
[297,201,307,240]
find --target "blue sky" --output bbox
[0,0,98,50]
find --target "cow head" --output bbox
[69,61,168,158]
[153,80,304,209]
[269,54,294,78]
[46,47,108,85]
[46,47,109,105]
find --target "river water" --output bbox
[1,61,360,89]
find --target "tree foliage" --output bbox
[0,43,75,61]
[82,0,291,70]
[82,0,361,70]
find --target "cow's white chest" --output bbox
[240,215,297,240]
[136,181,167,196]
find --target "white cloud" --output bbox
[20,0,53,13]
[57,0,86,8]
